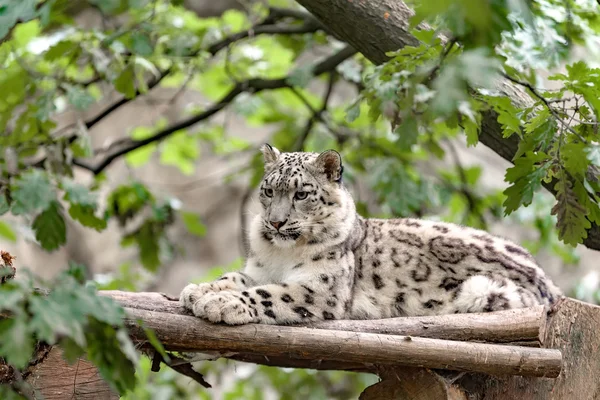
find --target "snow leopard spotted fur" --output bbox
[180,145,562,325]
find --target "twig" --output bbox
[152,351,211,388]
[501,73,588,144]
[292,71,337,151]
[208,22,322,55]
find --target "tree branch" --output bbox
[32,7,325,170]
[100,290,561,378]
[293,0,600,251]
[76,45,356,175]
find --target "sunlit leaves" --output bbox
[160,131,199,175]
[409,0,526,49]
[515,108,556,158]
[181,211,207,237]
[0,220,16,242]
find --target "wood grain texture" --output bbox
[359,367,467,400]
[26,347,117,400]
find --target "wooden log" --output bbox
[100,290,546,345]
[123,307,562,377]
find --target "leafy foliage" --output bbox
[1,0,600,397]
[0,267,137,395]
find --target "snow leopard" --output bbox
[180,145,562,325]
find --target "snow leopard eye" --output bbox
[265,188,274,197]
[294,191,308,200]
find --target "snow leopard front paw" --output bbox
[179,280,239,311]
[192,291,257,325]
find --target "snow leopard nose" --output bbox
[270,220,287,230]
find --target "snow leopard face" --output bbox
[257,144,352,248]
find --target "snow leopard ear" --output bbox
[260,143,280,170]
[314,150,343,182]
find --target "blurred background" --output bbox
[2,0,600,398]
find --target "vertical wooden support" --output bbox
[454,298,600,399]
[25,347,117,400]
[360,367,467,400]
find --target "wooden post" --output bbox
[25,348,118,400]
[453,298,600,399]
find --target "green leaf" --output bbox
[130,32,153,56]
[12,19,40,47]
[69,204,108,231]
[0,0,37,40]
[63,180,98,207]
[181,211,206,237]
[0,220,17,242]
[0,193,10,215]
[345,100,361,123]
[11,170,56,215]
[139,321,170,363]
[516,109,556,159]
[32,201,67,251]
[114,65,136,99]
[286,65,314,88]
[65,85,96,110]
[85,319,136,395]
[60,337,85,364]
[44,40,79,61]
[88,0,122,14]
[122,220,161,271]
[562,142,589,178]
[463,111,481,147]
[29,295,86,345]
[551,170,591,246]
[0,316,34,369]
[485,96,522,138]
[394,115,419,150]
[503,153,550,214]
